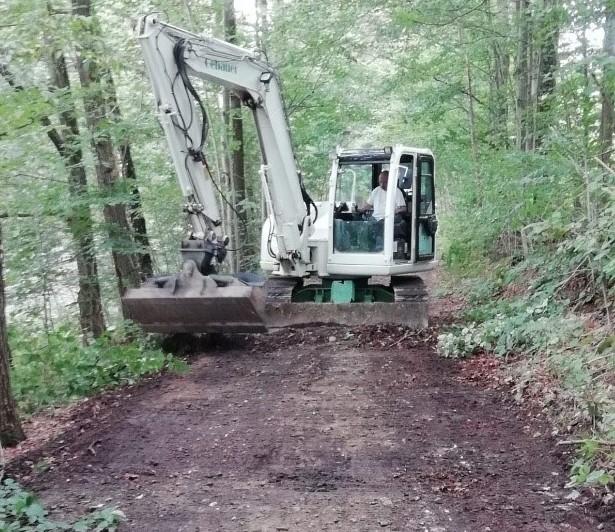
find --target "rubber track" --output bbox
[265,278,297,303]
[391,276,428,302]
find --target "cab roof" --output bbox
[336,145,433,163]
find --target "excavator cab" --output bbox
[329,146,437,271]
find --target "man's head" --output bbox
[378,170,390,190]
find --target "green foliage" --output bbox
[437,323,486,359]
[438,295,584,360]
[570,457,614,488]
[568,437,615,489]
[267,0,382,194]
[439,185,615,483]
[0,478,122,531]
[9,323,186,414]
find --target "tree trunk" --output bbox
[256,0,269,223]
[256,0,269,52]
[223,0,246,271]
[459,25,480,189]
[106,77,154,279]
[536,0,561,147]
[515,0,531,151]
[600,1,615,165]
[220,92,236,272]
[71,0,143,296]
[48,55,108,338]
[0,223,26,447]
[230,93,245,268]
[489,0,510,148]
[580,24,592,158]
[120,141,154,278]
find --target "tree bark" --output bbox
[535,0,561,147]
[0,223,26,447]
[71,0,143,295]
[488,0,511,148]
[120,141,154,278]
[256,0,269,52]
[48,52,107,338]
[106,76,154,279]
[256,0,269,223]
[515,0,532,151]
[219,93,236,272]
[580,23,592,159]
[459,25,480,190]
[223,0,246,270]
[600,1,615,165]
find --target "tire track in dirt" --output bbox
[8,327,603,531]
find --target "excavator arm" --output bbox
[136,14,313,271]
[122,15,314,333]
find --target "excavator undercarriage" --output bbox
[264,276,427,329]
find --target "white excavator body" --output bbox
[122,15,437,333]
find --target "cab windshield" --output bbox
[333,162,384,254]
[335,164,374,208]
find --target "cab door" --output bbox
[415,155,437,261]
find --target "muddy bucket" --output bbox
[122,261,267,333]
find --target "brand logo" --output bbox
[204,58,237,74]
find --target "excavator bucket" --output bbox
[121,261,267,334]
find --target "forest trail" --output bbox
[8,303,605,531]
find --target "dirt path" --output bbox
[8,321,605,531]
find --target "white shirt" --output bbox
[367,187,405,221]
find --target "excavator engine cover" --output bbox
[122,261,267,333]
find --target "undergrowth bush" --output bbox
[438,294,584,359]
[438,177,615,488]
[0,477,122,531]
[8,322,187,414]
[438,268,615,488]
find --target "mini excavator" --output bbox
[122,15,438,333]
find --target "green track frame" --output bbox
[291,279,395,304]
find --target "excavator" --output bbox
[121,15,438,334]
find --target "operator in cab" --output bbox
[357,170,406,220]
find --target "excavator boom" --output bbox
[123,15,313,334]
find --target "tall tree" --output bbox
[514,0,562,151]
[600,0,615,164]
[0,222,25,447]
[488,0,512,148]
[107,79,154,279]
[256,0,269,51]
[71,0,146,295]
[223,0,247,270]
[47,50,107,337]
[535,0,562,146]
[516,0,533,151]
